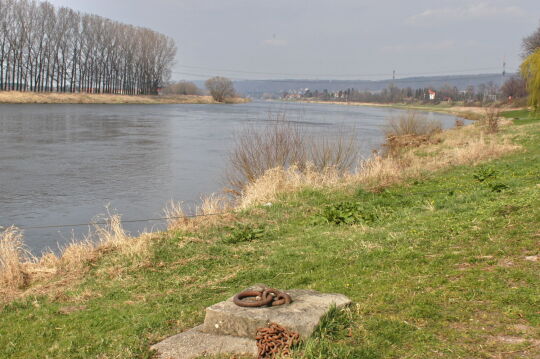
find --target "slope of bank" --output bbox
[0,91,250,104]
[0,113,539,358]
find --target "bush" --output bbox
[226,115,359,194]
[384,111,442,138]
[479,107,500,134]
[382,111,442,156]
[205,76,236,102]
[161,81,201,95]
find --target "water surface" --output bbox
[0,101,460,253]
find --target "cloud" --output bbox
[407,2,525,25]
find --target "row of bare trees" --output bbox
[0,0,176,95]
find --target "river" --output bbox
[0,101,461,253]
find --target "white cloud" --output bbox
[407,2,525,25]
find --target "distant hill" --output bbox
[229,73,510,97]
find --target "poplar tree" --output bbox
[0,0,176,95]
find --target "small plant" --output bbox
[473,167,498,182]
[223,224,265,244]
[315,202,377,225]
[455,119,465,128]
[489,183,509,193]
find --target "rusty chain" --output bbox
[256,323,301,359]
[233,288,292,308]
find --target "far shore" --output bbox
[0,91,250,105]
[293,99,525,120]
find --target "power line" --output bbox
[5,174,538,231]
[172,65,507,80]
[6,212,228,231]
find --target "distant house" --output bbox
[428,89,436,101]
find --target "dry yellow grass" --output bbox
[0,214,152,300]
[0,91,249,104]
[165,193,234,231]
[0,227,32,290]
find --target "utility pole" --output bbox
[502,57,506,77]
[392,70,396,82]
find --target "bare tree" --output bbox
[501,76,527,99]
[523,22,540,57]
[205,76,235,102]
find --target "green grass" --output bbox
[1,118,539,358]
[501,109,540,125]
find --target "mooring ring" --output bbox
[233,290,274,307]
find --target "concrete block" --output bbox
[151,325,257,359]
[203,288,352,339]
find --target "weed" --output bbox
[315,202,378,225]
[489,183,510,193]
[223,224,265,244]
[473,167,498,182]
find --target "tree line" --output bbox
[290,80,523,105]
[0,0,176,95]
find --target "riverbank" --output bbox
[1,111,539,358]
[0,91,250,104]
[296,99,522,121]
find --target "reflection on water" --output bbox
[0,101,461,253]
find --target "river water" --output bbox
[0,101,461,253]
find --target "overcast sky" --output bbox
[47,0,540,81]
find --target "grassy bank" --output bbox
[0,91,250,104]
[0,112,539,358]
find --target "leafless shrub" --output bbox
[308,128,359,172]
[385,111,442,138]
[455,119,465,128]
[162,81,201,96]
[382,111,442,156]
[480,107,500,134]
[226,114,359,195]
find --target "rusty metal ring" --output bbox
[262,288,292,306]
[272,293,292,306]
[233,290,273,307]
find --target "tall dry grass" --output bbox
[0,213,151,299]
[0,227,32,290]
[165,193,234,231]
[226,114,359,194]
